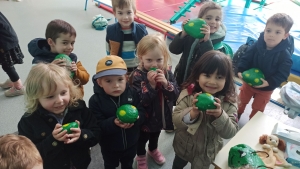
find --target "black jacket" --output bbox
[89,76,145,151]
[0,12,18,51]
[28,38,77,64]
[18,100,100,169]
[238,32,294,91]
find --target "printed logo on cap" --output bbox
[105,60,113,66]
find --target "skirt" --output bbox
[0,45,24,66]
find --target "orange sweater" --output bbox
[74,61,89,98]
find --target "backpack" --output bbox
[232,38,256,76]
[92,14,111,30]
[280,81,300,119]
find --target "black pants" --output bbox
[137,131,161,155]
[2,64,19,82]
[172,154,188,169]
[101,144,137,169]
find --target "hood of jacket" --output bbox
[28,38,77,64]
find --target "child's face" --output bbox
[197,69,225,94]
[97,75,126,97]
[48,33,75,56]
[140,47,164,71]
[264,22,289,50]
[114,6,135,29]
[202,9,222,33]
[38,82,70,115]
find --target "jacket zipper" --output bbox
[109,96,127,149]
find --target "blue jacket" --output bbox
[106,22,147,57]
[88,76,145,151]
[28,38,77,64]
[238,32,294,91]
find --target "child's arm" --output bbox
[237,44,256,74]
[88,96,121,135]
[73,61,90,85]
[132,71,158,106]
[160,70,180,101]
[209,101,239,139]
[172,94,194,129]
[169,32,187,54]
[18,117,66,159]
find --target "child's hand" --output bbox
[155,69,168,88]
[253,78,269,88]
[180,19,190,37]
[70,61,77,72]
[199,24,210,42]
[190,92,201,120]
[64,120,81,144]
[206,98,222,118]
[52,59,67,67]
[52,123,68,142]
[114,118,134,129]
[237,72,243,79]
[147,70,157,89]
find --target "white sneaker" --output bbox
[4,86,25,97]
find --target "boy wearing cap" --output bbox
[89,55,145,169]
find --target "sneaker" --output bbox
[136,155,148,169]
[0,79,13,89]
[147,149,165,165]
[4,86,24,97]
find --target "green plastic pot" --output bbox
[62,122,78,134]
[116,104,139,123]
[54,54,75,78]
[242,68,265,86]
[195,93,216,111]
[183,18,206,39]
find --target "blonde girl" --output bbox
[169,1,227,86]
[172,51,238,169]
[131,33,179,169]
[18,63,100,169]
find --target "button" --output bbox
[48,118,53,122]
[41,132,46,136]
[52,141,57,146]
[83,134,88,139]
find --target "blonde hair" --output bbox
[0,134,42,169]
[25,63,80,113]
[136,33,171,71]
[198,1,222,19]
[112,0,136,12]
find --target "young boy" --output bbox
[89,55,145,169]
[106,0,148,75]
[237,13,294,119]
[0,134,43,169]
[27,19,89,98]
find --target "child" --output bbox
[237,13,294,119]
[18,63,100,169]
[0,12,25,97]
[89,55,145,169]
[106,0,148,75]
[169,1,226,86]
[131,34,180,169]
[0,134,43,169]
[28,19,89,98]
[172,51,239,169]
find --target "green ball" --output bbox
[242,68,265,86]
[54,54,75,78]
[195,93,216,111]
[62,122,79,134]
[116,104,139,123]
[150,67,157,71]
[183,18,206,39]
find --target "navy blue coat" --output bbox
[238,32,294,91]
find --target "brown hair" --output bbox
[198,1,222,19]
[182,50,237,102]
[25,63,81,113]
[45,19,76,42]
[0,134,42,169]
[266,13,294,33]
[112,0,136,12]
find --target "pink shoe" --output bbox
[136,155,148,169]
[147,149,165,165]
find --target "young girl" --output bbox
[172,51,239,169]
[0,12,25,97]
[131,33,179,169]
[169,1,226,86]
[18,63,100,169]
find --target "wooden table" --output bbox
[213,111,300,169]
